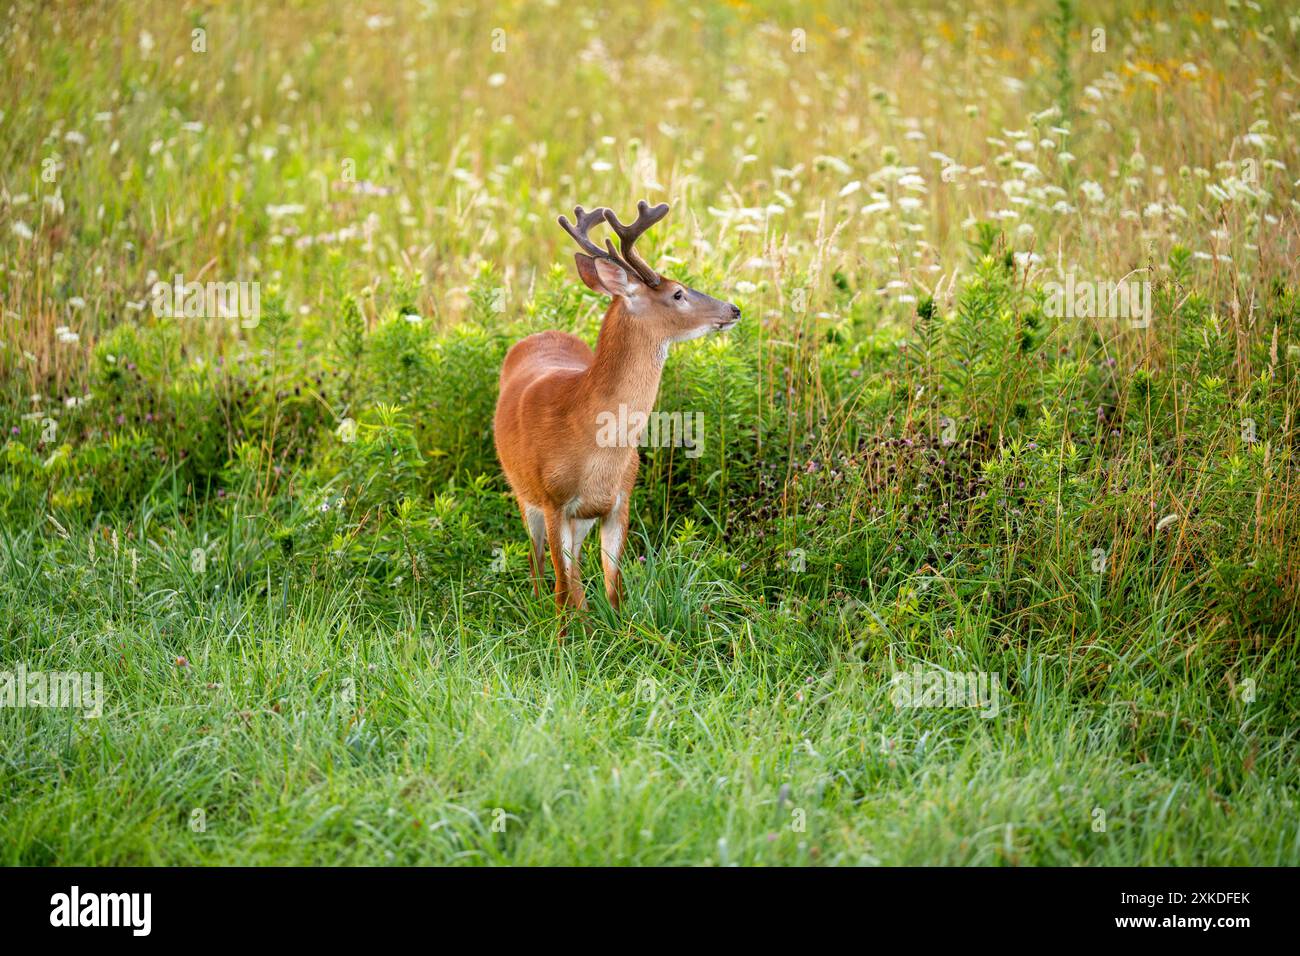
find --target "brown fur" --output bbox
[494,251,739,614]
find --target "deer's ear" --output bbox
[590,254,639,299]
[574,254,606,294]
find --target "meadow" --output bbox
[1,0,1298,865]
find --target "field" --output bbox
[1,0,1298,865]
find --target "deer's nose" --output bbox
[730,304,741,320]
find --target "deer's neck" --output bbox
[580,300,666,418]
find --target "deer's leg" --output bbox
[567,517,596,610]
[522,502,547,598]
[543,508,571,611]
[600,498,629,611]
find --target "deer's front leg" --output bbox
[600,499,628,611]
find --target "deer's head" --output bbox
[559,201,740,345]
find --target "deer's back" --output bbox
[498,330,593,387]
[494,331,598,504]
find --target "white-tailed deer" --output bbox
[494,200,740,613]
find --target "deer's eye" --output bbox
[673,289,684,301]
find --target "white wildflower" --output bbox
[814,155,852,176]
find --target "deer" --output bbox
[493,200,741,615]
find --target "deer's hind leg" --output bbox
[521,501,547,597]
[567,517,597,610]
[543,506,596,611]
[543,507,576,611]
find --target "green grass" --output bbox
[2,494,1296,865]
[2,0,1299,865]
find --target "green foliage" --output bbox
[1050,0,1077,116]
[3,0,1299,868]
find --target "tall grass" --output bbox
[1,0,1297,865]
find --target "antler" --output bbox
[557,205,611,259]
[603,200,669,288]
[558,200,670,288]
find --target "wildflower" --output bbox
[814,155,852,176]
